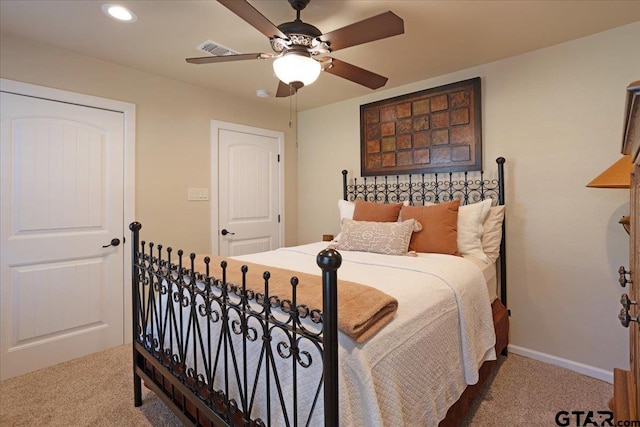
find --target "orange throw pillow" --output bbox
[352,199,403,222]
[400,200,461,255]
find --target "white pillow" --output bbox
[338,199,355,222]
[482,205,505,263]
[457,199,492,262]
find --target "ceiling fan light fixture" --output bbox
[272,51,321,87]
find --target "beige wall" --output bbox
[297,21,640,377]
[0,34,298,252]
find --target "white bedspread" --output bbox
[232,242,497,426]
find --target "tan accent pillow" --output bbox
[353,199,403,222]
[400,200,461,255]
[482,205,505,263]
[337,219,419,255]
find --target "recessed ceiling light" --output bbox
[101,4,137,22]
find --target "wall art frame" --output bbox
[360,77,482,176]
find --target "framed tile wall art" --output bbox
[360,77,482,176]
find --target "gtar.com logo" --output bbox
[555,410,640,426]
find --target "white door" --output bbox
[0,91,126,380]
[212,121,283,256]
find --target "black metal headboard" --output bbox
[343,157,505,207]
[341,157,507,308]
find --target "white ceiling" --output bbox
[1,0,640,111]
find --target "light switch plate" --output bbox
[187,188,209,201]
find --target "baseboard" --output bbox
[508,345,614,384]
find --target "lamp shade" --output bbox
[273,52,321,87]
[586,155,633,188]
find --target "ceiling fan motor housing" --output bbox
[277,20,321,38]
[288,0,310,11]
[274,0,323,53]
[274,20,322,51]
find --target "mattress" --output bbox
[463,255,498,301]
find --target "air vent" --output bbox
[197,40,240,56]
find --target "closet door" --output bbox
[0,91,125,380]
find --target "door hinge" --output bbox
[277,154,280,162]
[278,214,281,223]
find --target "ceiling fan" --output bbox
[186,0,404,97]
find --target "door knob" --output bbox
[221,229,235,236]
[102,238,121,248]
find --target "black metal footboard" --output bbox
[130,222,341,427]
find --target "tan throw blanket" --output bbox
[191,255,398,343]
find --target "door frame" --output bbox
[210,120,284,255]
[0,78,136,343]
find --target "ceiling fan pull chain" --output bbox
[295,88,299,148]
[289,86,293,129]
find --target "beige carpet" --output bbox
[0,345,612,426]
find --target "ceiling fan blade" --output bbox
[320,11,404,52]
[186,53,266,64]
[276,80,296,98]
[217,0,287,40]
[324,58,388,90]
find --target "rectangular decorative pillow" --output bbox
[457,199,492,262]
[400,199,461,255]
[335,199,410,243]
[336,218,419,255]
[352,199,403,222]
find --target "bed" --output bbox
[131,157,509,426]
